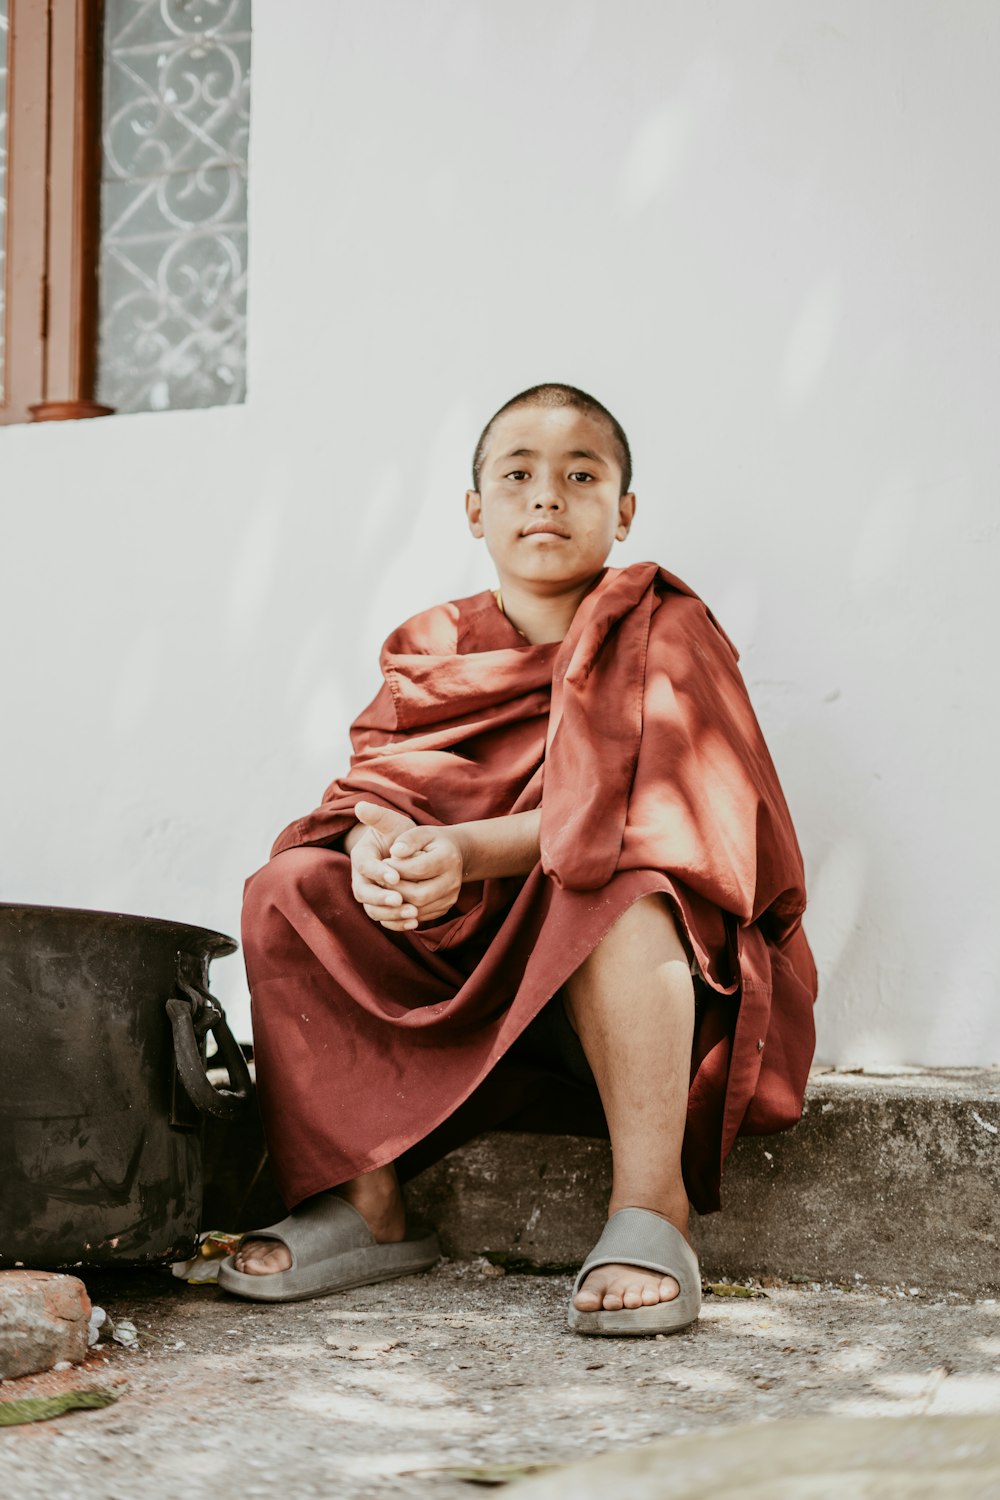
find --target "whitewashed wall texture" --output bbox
[1,1,997,1062]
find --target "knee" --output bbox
[569,895,691,986]
[241,846,348,945]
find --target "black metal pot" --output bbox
[0,903,251,1268]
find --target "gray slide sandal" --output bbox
[217,1193,441,1304]
[567,1207,702,1336]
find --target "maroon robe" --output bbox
[242,562,817,1214]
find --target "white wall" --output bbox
[2,0,997,1064]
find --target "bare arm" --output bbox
[450,809,541,881]
[343,808,539,876]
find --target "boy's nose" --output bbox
[531,486,566,509]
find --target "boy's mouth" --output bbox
[521,522,571,539]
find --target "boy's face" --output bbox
[466,406,635,595]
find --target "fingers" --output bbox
[386,848,445,882]
[352,870,408,910]
[351,834,421,927]
[363,886,456,930]
[390,875,456,908]
[363,902,418,931]
[351,819,463,930]
[358,875,454,929]
[354,799,393,829]
[352,849,426,931]
[388,829,464,886]
[358,874,450,924]
[351,830,403,904]
[354,847,400,887]
[367,899,449,930]
[355,801,413,847]
[351,844,414,928]
[387,828,438,863]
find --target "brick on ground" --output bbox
[0,1271,91,1380]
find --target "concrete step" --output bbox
[404,1068,1000,1295]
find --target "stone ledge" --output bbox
[404,1068,1000,1295]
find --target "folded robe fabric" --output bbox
[246,561,817,1213]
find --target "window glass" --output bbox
[96,0,251,415]
[0,0,9,399]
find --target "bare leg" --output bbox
[238,893,694,1289]
[565,894,696,1312]
[234,1163,405,1274]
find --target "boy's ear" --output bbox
[615,491,636,542]
[465,490,485,538]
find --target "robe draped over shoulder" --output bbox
[249,562,817,1214]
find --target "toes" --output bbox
[574,1264,681,1312]
[235,1239,290,1276]
[574,1271,616,1311]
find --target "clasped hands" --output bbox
[349,800,464,931]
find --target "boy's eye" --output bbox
[569,471,595,483]
[505,470,530,481]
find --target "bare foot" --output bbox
[573,1204,691,1312]
[573,1263,680,1311]
[234,1163,405,1276]
[233,1238,292,1276]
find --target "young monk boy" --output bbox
[219,383,817,1335]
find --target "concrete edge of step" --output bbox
[404,1068,1000,1296]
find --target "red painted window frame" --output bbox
[1,0,111,426]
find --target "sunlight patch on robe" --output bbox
[691,723,762,903]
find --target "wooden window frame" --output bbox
[1,0,112,425]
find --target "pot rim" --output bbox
[0,901,238,958]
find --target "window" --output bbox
[97,0,250,414]
[0,0,250,427]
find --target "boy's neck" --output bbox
[496,574,604,644]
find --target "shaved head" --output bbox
[473,384,633,495]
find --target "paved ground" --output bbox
[1,1260,998,1498]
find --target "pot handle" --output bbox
[166,977,253,1121]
